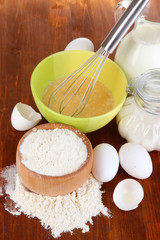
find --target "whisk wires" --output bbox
[48,47,109,117]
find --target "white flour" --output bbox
[20,128,87,176]
[0,164,111,238]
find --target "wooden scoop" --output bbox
[16,123,93,196]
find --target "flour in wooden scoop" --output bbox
[0,164,111,238]
[20,128,87,176]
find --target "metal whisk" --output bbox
[48,0,150,117]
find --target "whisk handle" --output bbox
[101,0,150,53]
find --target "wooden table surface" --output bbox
[0,0,160,239]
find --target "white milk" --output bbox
[115,23,160,82]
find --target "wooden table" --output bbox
[0,0,160,239]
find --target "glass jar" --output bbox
[116,68,160,151]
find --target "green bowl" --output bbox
[31,50,127,133]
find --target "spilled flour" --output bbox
[0,164,111,238]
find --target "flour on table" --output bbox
[0,164,111,238]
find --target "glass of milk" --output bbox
[114,0,160,82]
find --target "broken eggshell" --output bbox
[11,102,42,131]
[113,179,144,211]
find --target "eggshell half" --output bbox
[92,143,119,182]
[113,179,144,211]
[11,103,42,131]
[119,143,153,179]
[64,38,94,51]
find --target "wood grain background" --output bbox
[0,0,160,239]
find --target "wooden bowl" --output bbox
[16,123,93,196]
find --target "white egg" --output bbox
[113,179,144,211]
[119,143,153,179]
[11,102,42,131]
[64,38,94,51]
[92,143,119,182]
